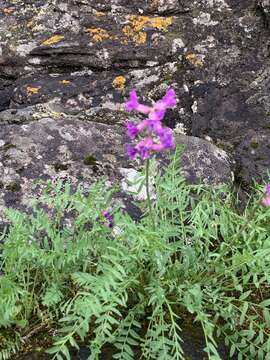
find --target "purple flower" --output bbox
[159,128,175,150]
[148,110,165,121]
[125,90,139,111]
[127,144,137,159]
[125,88,177,161]
[135,137,153,160]
[126,90,151,114]
[151,143,164,152]
[154,89,177,111]
[101,210,114,228]
[127,121,139,139]
[262,183,270,206]
[147,119,163,134]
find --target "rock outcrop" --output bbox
[0,117,231,222]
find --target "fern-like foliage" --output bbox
[0,147,270,359]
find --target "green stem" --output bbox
[145,159,155,229]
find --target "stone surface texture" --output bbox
[0,0,270,218]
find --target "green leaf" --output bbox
[263,308,270,328]
[229,344,236,358]
[260,299,270,307]
[239,302,248,326]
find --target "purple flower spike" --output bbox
[127,121,139,139]
[148,110,165,121]
[125,88,177,161]
[151,143,164,152]
[159,128,175,149]
[126,90,151,114]
[147,119,163,134]
[126,90,139,111]
[155,88,177,111]
[266,184,270,196]
[137,104,152,114]
[136,137,153,160]
[127,144,137,159]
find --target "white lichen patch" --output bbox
[172,38,185,53]
[146,61,159,67]
[101,101,123,111]
[97,48,110,61]
[157,0,179,12]
[130,68,160,87]
[194,35,216,53]
[193,12,218,26]
[174,123,187,135]
[191,101,198,114]
[28,57,41,65]
[202,0,231,11]
[16,42,37,57]
[70,69,93,76]
[183,83,189,93]
[59,128,77,141]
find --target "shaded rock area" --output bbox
[0,117,231,222]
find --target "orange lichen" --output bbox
[186,53,203,67]
[128,15,172,32]
[42,35,64,46]
[122,25,147,44]
[122,15,172,45]
[85,27,111,42]
[95,11,106,17]
[26,86,40,94]
[148,16,173,30]
[3,8,14,14]
[60,80,71,85]
[112,76,126,90]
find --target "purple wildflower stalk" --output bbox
[125,88,177,161]
[125,88,177,228]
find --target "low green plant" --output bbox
[0,147,270,360]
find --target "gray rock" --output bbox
[174,134,232,185]
[0,117,231,222]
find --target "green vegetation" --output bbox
[0,148,269,360]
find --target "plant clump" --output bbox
[0,149,270,360]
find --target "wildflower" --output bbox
[262,184,270,206]
[127,121,139,139]
[101,210,114,228]
[135,137,154,160]
[148,109,165,121]
[158,127,175,150]
[147,119,163,134]
[125,88,177,160]
[126,144,137,159]
[155,89,177,111]
[125,90,151,114]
